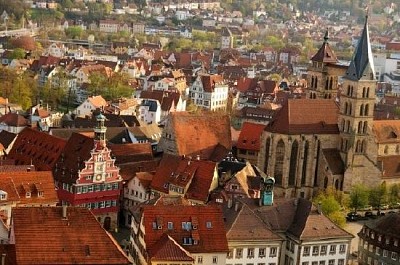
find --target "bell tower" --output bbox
[94,113,107,150]
[338,15,376,165]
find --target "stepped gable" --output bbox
[345,16,376,81]
[311,30,338,63]
[11,207,130,265]
[266,99,339,135]
[8,128,66,171]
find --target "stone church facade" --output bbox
[257,17,397,199]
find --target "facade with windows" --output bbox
[53,114,123,230]
[190,74,229,111]
[358,213,400,265]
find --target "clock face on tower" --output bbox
[96,174,102,181]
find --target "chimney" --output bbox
[1,253,5,265]
[234,201,240,212]
[62,205,67,219]
[227,198,233,209]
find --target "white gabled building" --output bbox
[74,95,107,117]
[190,74,229,111]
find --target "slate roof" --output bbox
[8,128,66,171]
[142,204,228,256]
[167,112,231,160]
[151,154,217,203]
[345,16,376,81]
[237,122,266,151]
[311,30,338,63]
[11,207,130,265]
[266,99,339,135]
[322,148,345,175]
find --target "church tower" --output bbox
[307,30,344,99]
[339,15,376,166]
[94,113,107,150]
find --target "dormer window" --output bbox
[206,221,212,229]
[38,191,44,197]
[26,192,31,198]
[0,191,7,200]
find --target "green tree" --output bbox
[265,35,285,50]
[313,188,346,227]
[388,184,400,205]
[65,26,83,39]
[369,183,388,210]
[9,48,25,59]
[349,184,369,212]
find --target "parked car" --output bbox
[347,212,361,222]
[364,211,376,218]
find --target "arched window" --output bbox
[301,141,309,185]
[355,140,361,153]
[341,119,345,132]
[264,137,271,174]
[329,77,333,90]
[362,87,366,98]
[384,145,389,154]
[315,77,318,88]
[363,121,368,134]
[366,87,370,98]
[348,102,352,115]
[347,85,351,96]
[313,140,321,187]
[311,76,314,88]
[274,140,285,185]
[362,140,367,153]
[288,140,298,186]
[346,120,350,132]
[324,176,328,189]
[360,104,364,116]
[335,179,339,190]
[344,102,348,114]
[358,121,362,134]
[325,78,329,90]
[364,104,369,116]
[350,86,354,96]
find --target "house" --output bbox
[0,170,58,226]
[7,206,130,265]
[129,200,228,265]
[0,130,17,158]
[357,213,400,265]
[45,42,67,58]
[159,112,232,161]
[190,74,229,111]
[236,122,267,165]
[150,154,219,204]
[221,27,234,49]
[53,114,123,230]
[99,20,120,33]
[0,112,28,134]
[75,95,107,117]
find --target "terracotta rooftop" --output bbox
[199,74,225,93]
[87,95,107,108]
[0,171,58,206]
[0,113,28,127]
[142,204,228,256]
[377,155,400,179]
[8,128,66,171]
[109,143,154,164]
[151,154,217,203]
[237,122,266,151]
[266,99,339,135]
[166,112,231,160]
[311,31,339,63]
[11,206,130,265]
[149,234,194,262]
[372,120,400,144]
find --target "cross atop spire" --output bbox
[323,29,329,43]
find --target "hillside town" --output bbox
[0,0,399,265]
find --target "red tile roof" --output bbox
[0,171,58,206]
[200,74,225,93]
[0,113,28,127]
[151,154,217,203]
[11,206,130,265]
[109,143,153,164]
[167,112,231,160]
[377,155,400,179]
[149,234,194,262]
[8,128,66,171]
[237,122,266,151]
[142,204,228,255]
[372,120,400,144]
[266,99,339,135]
[311,34,338,63]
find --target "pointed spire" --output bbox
[345,15,375,81]
[310,29,338,63]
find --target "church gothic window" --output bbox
[364,104,369,116]
[301,141,309,185]
[360,104,364,116]
[288,140,299,186]
[264,137,271,174]
[274,140,285,186]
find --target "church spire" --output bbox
[345,14,375,81]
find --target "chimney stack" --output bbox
[62,205,67,219]
[227,198,233,209]
[234,201,240,212]
[1,253,6,265]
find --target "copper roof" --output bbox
[266,99,339,135]
[11,207,130,264]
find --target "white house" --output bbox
[45,43,67,58]
[74,95,107,117]
[190,74,229,111]
[137,99,161,125]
